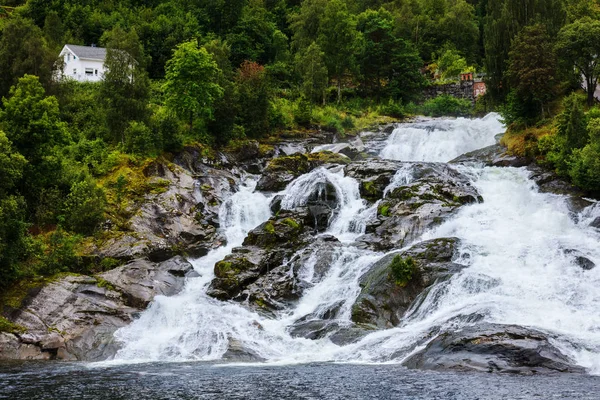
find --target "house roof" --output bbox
[64,44,107,60]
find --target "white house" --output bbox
[58,44,107,82]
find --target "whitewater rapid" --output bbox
[111,113,600,373]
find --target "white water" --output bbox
[112,113,600,373]
[380,112,505,162]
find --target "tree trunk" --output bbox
[337,80,342,104]
[587,76,596,107]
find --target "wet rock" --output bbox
[222,338,266,362]
[358,163,481,251]
[403,324,585,375]
[564,249,596,271]
[287,320,341,340]
[591,217,600,229]
[256,152,350,192]
[100,256,198,308]
[351,238,463,328]
[450,144,529,167]
[345,159,404,201]
[527,164,585,197]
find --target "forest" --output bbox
[0,0,599,291]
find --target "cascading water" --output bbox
[380,112,505,161]
[111,112,600,374]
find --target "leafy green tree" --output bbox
[317,0,361,103]
[434,47,470,81]
[0,17,55,98]
[289,0,328,51]
[226,3,280,67]
[236,61,271,138]
[164,40,224,129]
[556,17,600,106]
[484,0,566,102]
[100,27,151,145]
[0,75,67,205]
[506,24,559,121]
[295,42,328,104]
[0,131,28,287]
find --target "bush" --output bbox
[63,179,106,235]
[422,95,472,117]
[379,99,405,118]
[124,121,161,156]
[36,228,82,276]
[389,255,418,286]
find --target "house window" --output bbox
[73,68,77,75]
[67,54,70,62]
[74,56,77,60]
[85,68,94,76]
[95,70,98,75]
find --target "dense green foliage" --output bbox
[1,0,599,289]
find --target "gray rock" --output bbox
[1,256,195,361]
[100,256,198,308]
[351,238,463,328]
[403,324,585,375]
[345,159,404,201]
[450,144,529,167]
[94,160,234,262]
[358,163,481,251]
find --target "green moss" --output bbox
[264,221,276,234]
[378,204,391,217]
[307,151,350,165]
[99,257,121,271]
[215,261,233,275]
[96,277,116,292]
[389,255,418,287]
[200,184,212,191]
[282,218,300,230]
[0,316,26,334]
[363,180,378,196]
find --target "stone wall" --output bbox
[423,81,475,103]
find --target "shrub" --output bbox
[124,121,161,156]
[37,228,82,276]
[380,99,405,118]
[389,255,418,286]
[63,179,106,235]
[422,95,471,117]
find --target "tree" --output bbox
[0,17,55,98]
[0,131,28,287]
[63,179,106,235]
[484,0,567,102]
[236,61,270,138]
[289,0,328,51]
[295,42,328,104]
[164,40,224,129]
[556,18,600,106]
[506,24,559,120]
[100,27,151,144]
[0,75,67,204]
[317,0,361,103]
[569,117,600,194]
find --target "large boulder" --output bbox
[0,257,195,361]
[450,144,529,167]
[256,151,350,192]
[93,160,235,262]
[403,323,585,375]
[351,238,463,328]
[100,256,198,308]
[345,159,404,202]
[358,163,481,251]
[207,209,315,305]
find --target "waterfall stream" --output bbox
[111,113,600,374]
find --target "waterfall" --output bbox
[111,113,600,374]
[380,112,504,162]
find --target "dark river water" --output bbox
[1,362,599,400]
